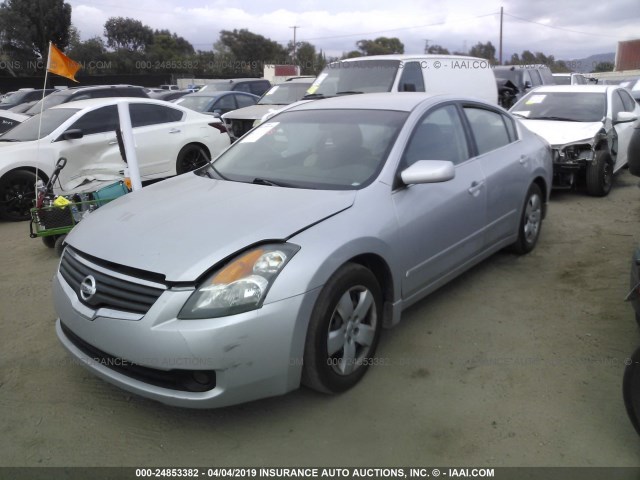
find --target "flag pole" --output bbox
[34,42,52,200]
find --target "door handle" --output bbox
[108,139,117,145]
[468,180,485,196]
[169,128,181,134]
[519,154,528,165]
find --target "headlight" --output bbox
[178,243,300,319]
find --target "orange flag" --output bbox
[47,43,81,82]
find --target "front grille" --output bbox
[61,322,216,392]
[59,249,165,315]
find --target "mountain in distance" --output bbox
[561,52,615,73]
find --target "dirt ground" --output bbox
[1,171,639,468]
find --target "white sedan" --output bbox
[0,98,231,220]
[510,85,640,196]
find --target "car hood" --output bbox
[66,173,356,282]
[519,120,603,146]
[222,104,284,121]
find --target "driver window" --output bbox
[401,105,469,169]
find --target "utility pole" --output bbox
[423,39,430,54]
[290,26,300,64]
[499,6,503,64]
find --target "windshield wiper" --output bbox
[0,138,20,142]
[335,91,364,96]
[301,93,327,100]
[528,116,580,122]
[252,177,299,188]
[511,112,528,118]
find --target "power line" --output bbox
[503,12,622,39]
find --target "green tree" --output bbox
[427,44,450,54]
[104,17,153,52]
[0,0,72,58]
[356,36,404,56]
[593,61,614,72]
[218,29,287,74]
[287,41,325,75]
[67,35,109,74]
[468,41,496,63]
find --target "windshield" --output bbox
[25,91,72,115]
[175,95,216,112]
[0,108,78,141]
[511,92,606,122]
[306,60,400,98]
[203,83,235,92]
[207,109,407,190]
[553,76,571,85]
[259,83,312,105]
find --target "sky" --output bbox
[67,0,640,62]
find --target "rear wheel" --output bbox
[511,183,543,255]
[0,170,38,221]
[586,150,613,197]
[42,235,57,248]
[54,234,67,257]
[176,144,211,175]
[302,263,382,394]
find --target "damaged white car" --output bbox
[511,85,640,196]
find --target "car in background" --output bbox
[175,91,259,117]
[160,84,179,91]
[510,85,640,196]
[306,54,498,104]
[0,110,29,134]
[0,98,230,221]
[22,85,149,117]
[147,90,190,102]
[494,65,556,108]
[552,73,589,85]
[53,92,551,408]
[222,77,315,141]
[199,78,271,96]
[0,88,56,110]
[0,85,151,131]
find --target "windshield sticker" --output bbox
[265,86,278,95]
[306,73,328,94]
[513,111,530,117]
[525,95,546,105]
[241,122,279,143]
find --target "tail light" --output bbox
[209,122,227,134]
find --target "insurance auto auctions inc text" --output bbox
[256,468,495,478]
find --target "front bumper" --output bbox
[53,270,321,408]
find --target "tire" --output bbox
[42,235,57,248]
[511,183,543,255]
[54,234,67,257]
[0,170,38,221]
[623,346,640,437]
[586,150,613,197]
[302,263,382,394]
[176,144,211,175]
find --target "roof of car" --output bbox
[49,97,183,110]
[206,78,268,83]
[287,92,457,113]
[527,85,617,93]
[333,54,490,63]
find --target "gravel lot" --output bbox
[1,171,639,467]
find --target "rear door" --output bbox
[128,103,186,176]
[462,104,527,247]
[392,103,487,300]
[611,88,639,170]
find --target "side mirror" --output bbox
[400,160,455,185]
[524,80,533,90]
[57,129,83,141]
[615,111,638,124]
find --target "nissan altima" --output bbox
[54,93,552,408]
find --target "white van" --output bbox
[306,54,498,104]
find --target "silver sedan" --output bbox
[54,93,552,408]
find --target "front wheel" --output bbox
[586,150,613,197]
[0,170,38,221]
[511,183,543,255]
[176,144,211,175]
[302,263,382,394]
